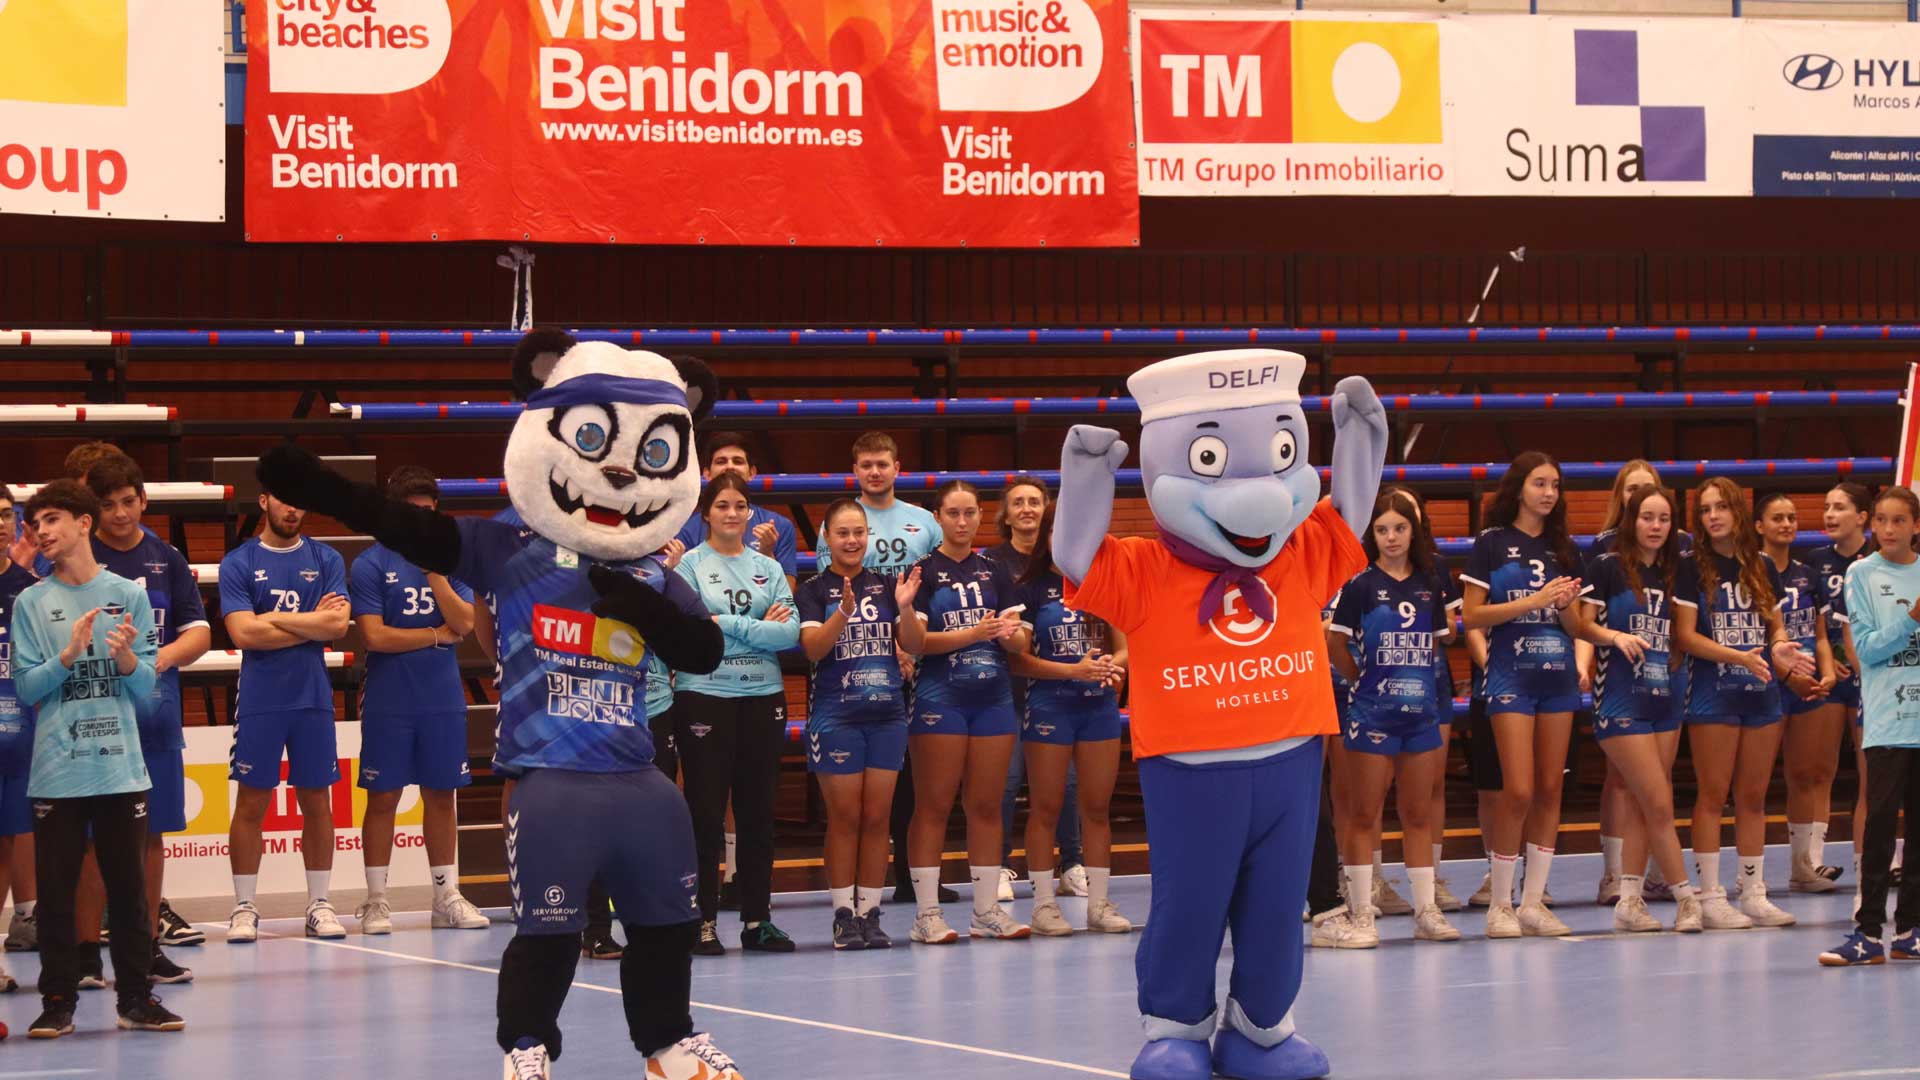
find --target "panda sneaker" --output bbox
[648,1032,743,1079]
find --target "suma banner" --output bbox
[243,0,1138,247]
[0,0,225,221]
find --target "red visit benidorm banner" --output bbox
[243,0,1137,247]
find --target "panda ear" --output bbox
[511,329,578,400]
[668,355,718,424]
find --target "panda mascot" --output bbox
[256,329,742,1080]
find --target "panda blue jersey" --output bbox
[814,498,938,575]
[91,532,206,749]
[453,516,706,775]
[795,569,903,721]
[672,544,798,699]
[218,537,347,716]
[1461,526,1577,688]
[1582,553,1676,719]
[1018,570,1117,714]
[1770,557,1827,660]
[1329,566,1447,720]
[1675,552,1783,716]
[0,562,39,774]
[912,549,1020,704]
[351,543,475,718]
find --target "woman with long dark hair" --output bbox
[1460,451,1584,938]
[1804,481,1873,890]
[1009,502,1131,935]
[1673,478,1814,930]
[1573,487,1702,932]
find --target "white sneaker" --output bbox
[1345,906,1381,948]
[648,1033,743,1080]
[969,907,1031,940]
[996,868,1016,903]
[1739,889,1797,928]
[1700,887,1753,930]
[1612,896,1660,933]
[1518,901,1571,937]
[0,953,14,993]
[1596,871,1620,906]
[227,902,260,944]
[1673,895,1704,933]
[1030,901,1073,937]
[1309,907,1362,949]
[1372,875,1413,916]
[1485,904,1522,940]
[909,910,959,945]
[1058,865,1090,897]
[433,892,491,930]
[1789,856,1839,893]
[1414,905,1461,942]
[305,900,346,940]
[1469,872,1495,908]
[357,899,393,936]
[1433,877,1464,912]
[1087,898,1133,934]
[504,1041,551,1080]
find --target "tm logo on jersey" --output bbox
[532,604,647,667]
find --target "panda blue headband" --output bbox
[525,372,689,412]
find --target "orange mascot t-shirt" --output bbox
[1065,498,1365,759]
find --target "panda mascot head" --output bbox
[507,329,718,562]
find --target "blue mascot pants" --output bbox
[1135,738,1321,1044]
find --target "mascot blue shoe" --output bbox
[1213,1028,1330,1080]
[1130,1036,1213,1080]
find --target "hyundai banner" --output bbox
[243,0,1138,246]
[1748,22,1920,198]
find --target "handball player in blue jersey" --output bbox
[1672,478,1814,931]
[0,486,37,993]
[84,457,209,983]
[1810,481,1874,889]
[796,498,925,950]
[1010,500,1131,937]
[1573,486,1702,934]
[218,489,350,942]
[349,466,490,936]
[1459,451,1586,939]
[1328,490,1458,945]
[905,479,1030,945]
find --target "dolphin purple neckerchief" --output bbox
[1159,531,1277,627]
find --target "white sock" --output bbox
[14,900,33,918]
[830,886,854,913]
[1087,867,1111,907]
[854,886,881,916]
[1672,881,1698,903]
[1619,874,1644,901]
[1695,850,1721,894]
[1521,843,1555,907]
[723,833,738,883]
[430,865,457,902]
[1345,864,1375,913]
[1788,823,1812,867]
[234,874,258,907]
[970,866,1001,917]
[1408,866,1436,912]
[1600,834,1624,878]
[1432,843,1446,872]
[1739,854,1765,897]
[1030,871,1057,905]
[1489,853,1519,909]
[365,865,390,902]
[306,869,331,905]
[910,867,942,916]
[1809,822,1830,867]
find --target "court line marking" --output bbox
[272,932,1130,1078]
[0,1071,103,1078]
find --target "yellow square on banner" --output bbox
[0,0,129,107]
[592,616,648,668]
[1292,21,1440,145]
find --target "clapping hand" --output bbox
[105,614,139,666]
[892,566,921,612]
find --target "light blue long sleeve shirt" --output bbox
[1842,551,1920,749]
[675,544,799,698]
[10,569,158,798]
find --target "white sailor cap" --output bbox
[1127,349,1306,425]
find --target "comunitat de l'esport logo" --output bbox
[1782,51,1920,108]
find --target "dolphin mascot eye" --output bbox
[1270,429,1297,473]
[1188,435,1227,477]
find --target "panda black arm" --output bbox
[588,564,725,675]
[257,445,463,577]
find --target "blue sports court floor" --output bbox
[0,845,1914,1079]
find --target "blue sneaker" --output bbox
[1211,1027,1330,1080]
[1891,928,1919,961]
[1129,1037,1211,1080]
[1818,931,1885,967]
